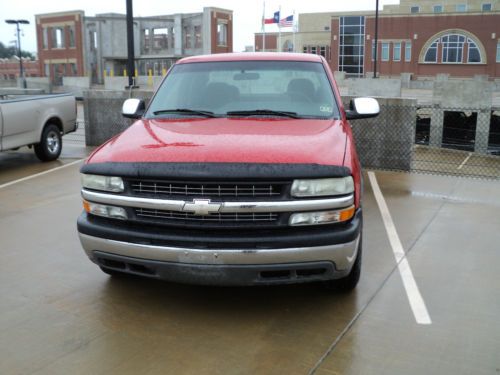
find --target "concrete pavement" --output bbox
[0,145,499,374]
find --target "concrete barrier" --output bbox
[347,78,402,97]
[0,80,17,88]
[83,89,153,146]
[0,88,46,96]
[62,76,91,97]
[23,77,51,92]
[104,76,164,91]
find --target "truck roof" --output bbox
[178,52,324,64]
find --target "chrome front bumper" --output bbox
[79,233,360,272]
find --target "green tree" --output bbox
[0,41,34,59]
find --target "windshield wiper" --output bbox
[226,109,300,119]
[153,108,217,117]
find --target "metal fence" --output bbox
[348,98,500,180]
[76,94,500,180]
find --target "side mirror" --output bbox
[122,98,145,119]
[345,97,380,120]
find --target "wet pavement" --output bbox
[1,144,499,375]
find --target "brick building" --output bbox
[35,7,233,85]
[36,11,85,85]
[0,57,41,80]
[255,0,500,79]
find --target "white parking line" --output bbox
[0,158,85,190]
[368,171,432,325]
[457,152,472,170]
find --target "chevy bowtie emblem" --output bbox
[183,199,221,216]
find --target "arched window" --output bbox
[424,39,439,62]
[467,39,481,63]
[421,32,484,64]
[442,34,465,63]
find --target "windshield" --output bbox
[146,60,340,119]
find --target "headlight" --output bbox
[83,200,128,220]
[291,177,354,197]
[289,206,355,226]
[81,174,124,192]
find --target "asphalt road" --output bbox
[1,145,499,375]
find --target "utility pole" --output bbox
[126,0,136,87]
[373,0,379,78]
[5,19,30,89]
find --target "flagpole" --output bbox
[262,1,266,52]
[292,10,296,52]
[278,5,281,52]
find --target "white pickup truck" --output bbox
[0,93,77,161]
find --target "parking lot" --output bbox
[1,144,499,375]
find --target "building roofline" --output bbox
[35,10,85,19]
[203,7,233,13]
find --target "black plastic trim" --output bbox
[81,162,351,180]
[93,251,343,286]
[77,209,362,249]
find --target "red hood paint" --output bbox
[87,118,348,166]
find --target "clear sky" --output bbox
[0,0,399,55]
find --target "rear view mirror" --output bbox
[345,97,380,120]
[122,98,145,119]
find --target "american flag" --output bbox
[279,15,294,27]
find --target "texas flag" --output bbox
[264,11,280,24]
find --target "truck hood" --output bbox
[87,117,348,166]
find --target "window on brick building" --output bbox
[422,33,483,64]
[482,3,492,11]
[424,38,439,62]
[371,41,376,61]
[455,4,467,12]
[338,16,365,77]
[393,42,401,61]
[217,22,227,46]
[52,27,65,48]
[410,6,420,13]
[467,39,481,63]
[381,42,389,61]
[42,28,48,49]
[320,46,326,57]
[69,26,75,48]
[405,41,412,61]
[442,34,465,63]
[496,42,500,63]
[311,46,317,54]
[303,46,307,53]
[433,5,443,13]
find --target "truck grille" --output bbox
[129,180,285,199]
[135,208,279,223]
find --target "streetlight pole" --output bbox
[5,19,30,89]
[373,0,379,78]
[126,0,136,88]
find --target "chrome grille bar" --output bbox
[135,208,278,222]
[81,189,354,213]
[130,181,282,197]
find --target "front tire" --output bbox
[34,124,62,161]
[324,236,362,292]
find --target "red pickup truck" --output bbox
[77,53,379,291]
